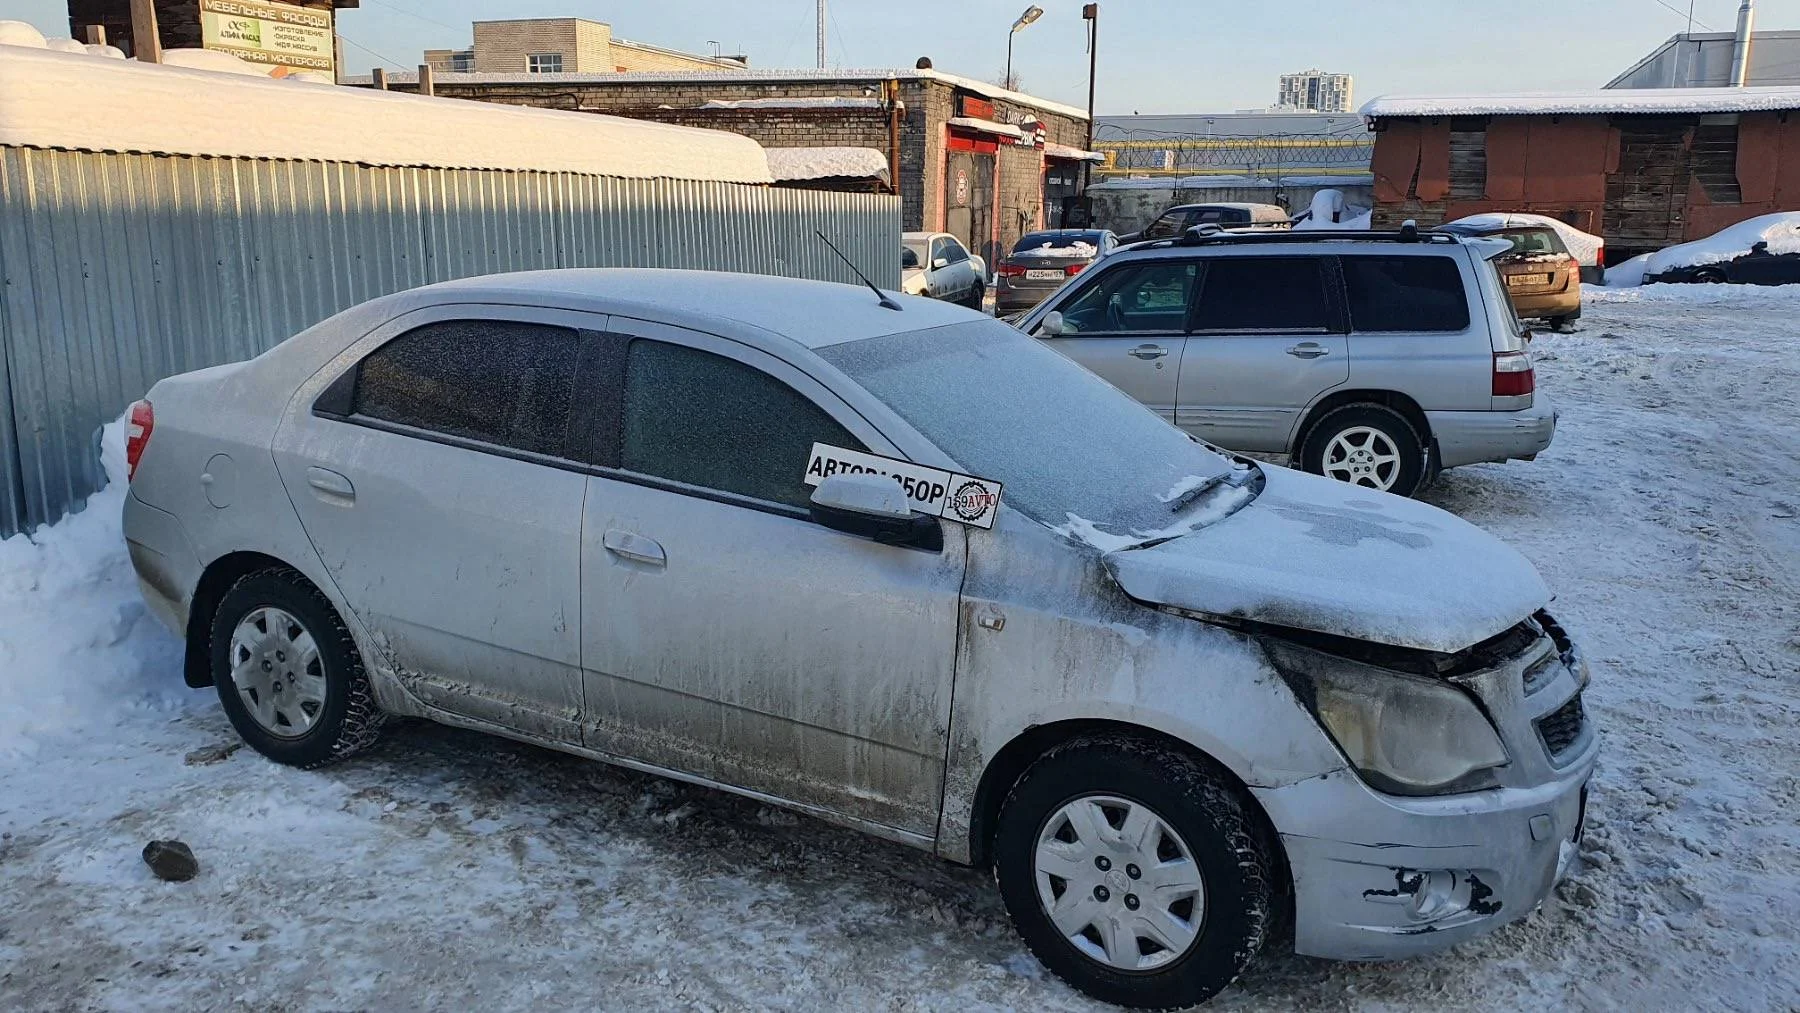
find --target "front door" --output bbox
[1176,256,1349,452]
[574,319,967,837]
[273,308,592,743]
[1038,259,1198,421]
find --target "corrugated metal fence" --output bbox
[0,148,901,537]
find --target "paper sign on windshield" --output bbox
[804,444,1003,530]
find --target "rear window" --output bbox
[353,320,579,456]
[1501,229,1569,257]
[1014,232,1105,253]
[1341,256,1471,333]
[1192,257,1331,332]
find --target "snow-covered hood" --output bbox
[1102,467,1549,653]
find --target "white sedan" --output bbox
[902,231,986,308]
[121,269,1593,1009]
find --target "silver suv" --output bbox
[1017,229,1556,497]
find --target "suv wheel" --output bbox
[209,567,386,769]
[993,736,1276,1010]
[1300,403,1427,496]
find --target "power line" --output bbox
[337,32,410,71]
[1652,0,1713,31]
[363,0,465,34]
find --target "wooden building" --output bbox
[1364,88,1800,261]
[68,1,357,74]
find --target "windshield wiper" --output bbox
[1167,474,1231,514]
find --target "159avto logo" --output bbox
[949,480,999,522]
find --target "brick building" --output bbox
[424,17,747,76]
[1364,88,1800,261]
[357,67,1099,269]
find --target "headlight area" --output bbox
[1258,636,1511,797]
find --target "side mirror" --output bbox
[1036,311,1066,336]
[932,256,950,269]
[809,474,942,552]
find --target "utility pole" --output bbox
[128,0,161,63]
[817,0,827,69]
[1083,5,1099,191]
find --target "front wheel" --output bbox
[1299,403,1428,497]
[209,567,385,769]
[993,736,1277,1010]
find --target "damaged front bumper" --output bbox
[1253,617,1598,959]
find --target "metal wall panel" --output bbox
[0,147,901,536]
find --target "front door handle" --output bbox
[1286,342,1331,359]
[306,467,355,502]
[1128,344,1169,360]
[603,529,666,567]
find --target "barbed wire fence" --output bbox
[1091,125,1375,181]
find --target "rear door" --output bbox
[1175,255,1348,452]
[273,307,593,743]
[1037,258,1198,421]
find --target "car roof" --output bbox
[1112,229,1474,258]
[410,269,978,350]
[1167,202,1286,213]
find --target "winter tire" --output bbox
[1300,403,1428,497]
[993,736,1277,1011]
[964,281,987,311]
[209,567,385,769]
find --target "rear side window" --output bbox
[1192,257,1331,332]
[1341,256,1471,332]
[620,340,863,510]
[353,320,579,456]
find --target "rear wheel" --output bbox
[1694,266,1728,285]
[964,280,987,311]
[1300,403,1428,497]
[209,567,385,769]
[993,736,1276,1010]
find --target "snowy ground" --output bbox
[3,287,1798,1012]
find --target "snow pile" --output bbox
[1020,241,1098,259]
[0,20,124,59]
[0,422,185,759]
[763,146,890,182]
[0,44,775,184]
[1450,213,1604,266]
[1606,212,1800,287]
[703,97,883,110]
[1294,188,1372,231]
[1364,86,1800,118]
[160,47,278,77]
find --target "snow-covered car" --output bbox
[1448,213,1605,285]
[902,231,986,308]
[121,270,1595,1010]
[993,229,1118,314]
[1639,212,1800,286]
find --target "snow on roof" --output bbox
[948,116,1024,139]
[0,44,774,184]
[764,146,890,181]
[1363,86,1800,118]
[344,67,1090,121]
[1044,142,1105,162]
[702,96,885,110]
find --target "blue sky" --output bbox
[5,0,1793,112]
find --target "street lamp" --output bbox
[1005,5,1043,90]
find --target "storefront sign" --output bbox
[200,0,335,74]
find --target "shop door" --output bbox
[946,149,995,269]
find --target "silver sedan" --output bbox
[123,270,1594,1009]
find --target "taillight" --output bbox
[997,263,1026,278]
[126,399,154,481]
[1065,263,1087,276]
[1492,351,1535,397]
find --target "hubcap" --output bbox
[227,607,325,738]
[1033,795,1205,972]
[1321,426,1403,491]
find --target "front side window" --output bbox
[620,340,862,510]
[1056,260,1198,333]
[1341,256,1471,332]
[1191,257,1331,333]
[941,239,969,264]
[527,52,564,73]
[352,320,579,456]
[929,238,949,265]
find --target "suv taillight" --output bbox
[126,399,154,481]
[997,263,1026,278]
[1493,351,1535,397]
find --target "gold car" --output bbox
[1441,224,1582,331]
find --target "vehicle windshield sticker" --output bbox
[804,444,1003,530]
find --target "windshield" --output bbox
[1500,229,1569,257]
[1014,232,1105,254]
[819,321,1249,542]
[901,244,924,269]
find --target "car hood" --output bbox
[1101,466,1549,653]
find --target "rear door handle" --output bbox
[603,529,666,567]
[1286,343,1331,359]
[306,467,355,502]
[1128,344,1169,360]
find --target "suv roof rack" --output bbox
[1120,222,1462,252]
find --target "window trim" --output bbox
[527,52,564,73]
